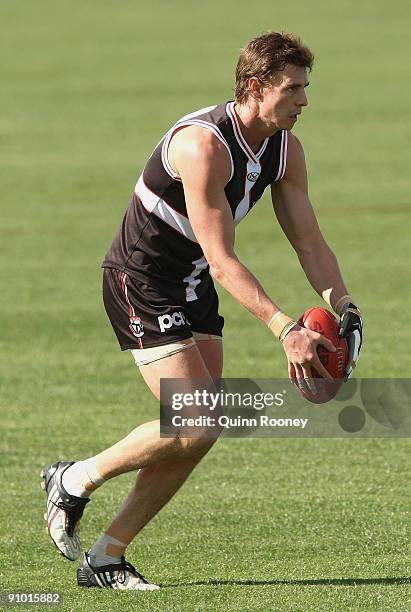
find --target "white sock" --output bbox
[62,457,105,498]
[88,533,126,567]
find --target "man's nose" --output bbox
[299,89,308,107]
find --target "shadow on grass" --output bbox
[163,577,410,588]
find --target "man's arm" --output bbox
[168,126,334,383]
[169,125,280,326]
[271,134,349,310]
[271,133,362,379]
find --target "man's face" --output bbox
[259,64,310,130]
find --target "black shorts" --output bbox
[102,268,224,350]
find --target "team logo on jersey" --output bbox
[129,316,144,338]
[158,311,190,334]
[247,171,260,182]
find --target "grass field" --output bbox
[1,0,410,610]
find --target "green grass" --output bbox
[1,0,410,610]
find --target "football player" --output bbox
[41,31,362,589]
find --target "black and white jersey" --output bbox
[103,101,288,302]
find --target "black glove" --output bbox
[339,303,363,380]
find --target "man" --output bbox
[41,32,362,590]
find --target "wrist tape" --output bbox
[333,295,353,316]
[267,311,298,341]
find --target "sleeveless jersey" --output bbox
[103,101,288,302]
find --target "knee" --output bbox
[178,433,217,460]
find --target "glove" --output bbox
[339,303,363,380]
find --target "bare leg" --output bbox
[102,339,223,546]
[105,455,206,546]
[93,341,222,480]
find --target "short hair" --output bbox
[235,32,314,104]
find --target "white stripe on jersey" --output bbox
[275,130,288,181]
[161,130,180,180]
[234,158,262,224]
[155,200,198,242]
[226,102,268,164]
[183,256,208,302]
[135,176,198,243]
[135,175,158,212]
[281,130,289,179]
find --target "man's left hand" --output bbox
[339,303,363,380]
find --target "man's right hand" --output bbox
[282,325,336,394]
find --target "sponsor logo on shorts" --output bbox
[158,311,190,334]
[247,171,260,182]
[129,316,144,338]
